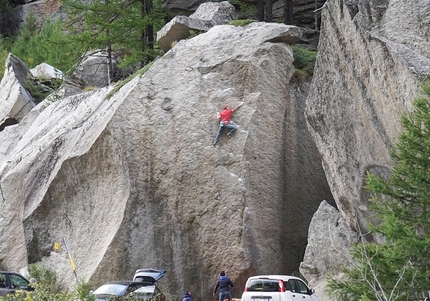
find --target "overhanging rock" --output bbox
[157,1,237,53]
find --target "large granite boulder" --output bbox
[305,0,430,239]
[0,23,333,300]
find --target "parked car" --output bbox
[92,269,166,301]
[133,268,165,283]
[0,271,34,296]
[92,280,165,301]
[241,275,319,301]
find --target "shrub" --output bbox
[0,35,13,80]
[292,46,317,78]
[10,15,86,75]
[229,19,255,26]
[0,265,95,301]
[328,81,430,301]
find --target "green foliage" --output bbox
[63,0,166,69]
[24,76,62,103]
[74,280,95,301]
[0,35,12,80]
[328,81,430,301]
[228,19,255,26]
[0,265,95,301]
[227,0,256,18]
[105,61,153,99]
[292,46,317,78]
[9,15,86,74]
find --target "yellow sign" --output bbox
[54,242,60,251]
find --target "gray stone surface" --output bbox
[304,0,430,294]
[0,54,35,129]
[157,1,237,53]
[306,0,430,237]
[300,201,358,300]
[71,50,116,89]
[162,0,326,29]
[0,22,332,300]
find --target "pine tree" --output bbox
[63,0,165,81]
[328,81,430,301]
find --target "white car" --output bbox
[241,275,319,301]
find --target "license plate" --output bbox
[252,297,271,301]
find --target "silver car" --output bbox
[241,275,319,301]
[0,271,34,296]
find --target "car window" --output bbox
[93,284,128,296]
[288,279,297,293]
[10,274,29,289]
[134,284,156,298]
[296,280,309,294]
[126,283,147,295]
[0,273,6,288]
[246,279,279,292]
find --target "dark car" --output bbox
[0,271,34,296]
[92,280,165,301]
[132,268,165,284]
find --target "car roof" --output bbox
[246,275,303,282]
[102,280,153,286]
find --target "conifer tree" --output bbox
[63,0,165,81]
[328,81,430,301]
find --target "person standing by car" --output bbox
[213,271,234,301]
[182,291,192,301]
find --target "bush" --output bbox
[10,15,86,75]
[292,46,317,78]
[328,81,430,301]
[0,35,13,80]
[0,265,95,301]
[229,19,255,26]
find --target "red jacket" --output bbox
[219,109,233,124]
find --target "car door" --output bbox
[0,272,17,296]
[9,273,31,291]
[0,272,10,296]
[293,280,312,301]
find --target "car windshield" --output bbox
[247,279,280,292]
[133,285,155,298]
[93,284,128,296]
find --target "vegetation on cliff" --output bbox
[328,81,430,301]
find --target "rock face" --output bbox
[157,1,238,53]
[299,201,358,300]
[305,0,430,237]
[162,0,326,29]
[0,23,333,300]
[0,53,35,131]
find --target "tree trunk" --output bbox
[265,0,273,22]
[105,0,113,83]
[106,37,113,84]
[284,0,293,25]
[256,0,265,21]
[140,0,153,65]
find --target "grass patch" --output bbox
[229,19,255,26]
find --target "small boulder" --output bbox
[0,53,35,130]
[157,1,237,53]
